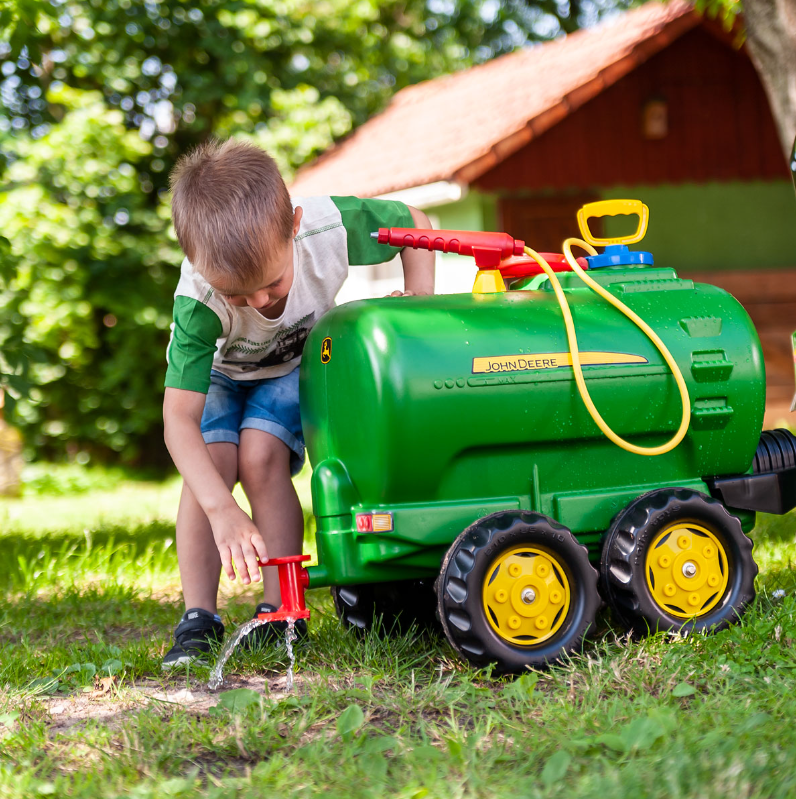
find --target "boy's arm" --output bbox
[396,205,435,296]
[163,387,266,584]
[329,196,434,293]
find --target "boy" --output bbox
[162,139,435,667]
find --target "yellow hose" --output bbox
[523,240,691,456]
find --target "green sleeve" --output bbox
[164,296,223,393]
[330,196,415,266]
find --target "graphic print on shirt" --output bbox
[221,312,315,372]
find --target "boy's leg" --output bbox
[238,428,304,608]
[176,441,239,613]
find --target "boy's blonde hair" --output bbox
[170,139,294,286]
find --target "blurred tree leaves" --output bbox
[0,233,50,414]
[0,86,173,459]
[0,0,627,461]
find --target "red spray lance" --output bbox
[372,227,588,277]
[374,227,524,268]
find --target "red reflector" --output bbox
[356,513,373,532]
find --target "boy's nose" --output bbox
[245,291,269,308]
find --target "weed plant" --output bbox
[1,464,796,798]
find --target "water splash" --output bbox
[284,619,297,692]
[208,616,300,692]
[207,617,267,690]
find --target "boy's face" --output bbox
[207,207,302,314]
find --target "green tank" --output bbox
[294,201,794,672]
[302,265,763,580]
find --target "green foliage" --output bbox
[337,703,366,740]
[671,680,697,697]
[540,749,572,788]
[19,461,134,495]
[0,0,59,65]
[693,0,743,30]
[592,709,676,755]
[0,233,51,410]
[0,0,632,461]
[26,655,127,696]
[211,687,265,715]
[0,86,173,459]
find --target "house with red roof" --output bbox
[291,0,795,424]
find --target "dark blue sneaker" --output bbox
[162,608,224,669]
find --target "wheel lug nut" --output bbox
[682,561,697,578]
[521,588,536,604]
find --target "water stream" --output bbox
[207,618,267,690]
[207,617,299,692]
[284,620,297,692]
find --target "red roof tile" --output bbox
[290,0,699,198]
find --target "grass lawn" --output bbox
[2,464,796,798]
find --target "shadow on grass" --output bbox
[0,584,451,696]
[0,583,181,692]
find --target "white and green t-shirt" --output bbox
[165,195,414,393]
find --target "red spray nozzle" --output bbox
[254,554,311,622]
[374,227,524,269]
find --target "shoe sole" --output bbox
[161,655,209,671]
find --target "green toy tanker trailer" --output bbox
[260,200,796,673]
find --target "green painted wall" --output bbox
[433,190,497,233]
[601,181,796,270]
[424,181,794,286]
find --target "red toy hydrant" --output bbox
[255,554,311,622]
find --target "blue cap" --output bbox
[585,244,654,269]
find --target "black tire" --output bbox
[436,511,600,673]
[600,488,757,636]
[331,578,439,634]
[753,429,796,472]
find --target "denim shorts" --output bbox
[200,368,305,476]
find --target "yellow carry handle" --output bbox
[576,199,650,247]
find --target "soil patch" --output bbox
[8,672,314,737]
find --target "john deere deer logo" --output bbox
[321,337,332,364]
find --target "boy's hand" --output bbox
[209,505,269,585]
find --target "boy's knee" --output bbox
[238,436,290,491]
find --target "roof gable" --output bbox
[290,0,701,197]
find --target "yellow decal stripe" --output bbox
[472,352,648,375]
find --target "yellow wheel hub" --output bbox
[645,523,729,618]
[483,546,571,645]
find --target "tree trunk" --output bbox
[742,0,796,160]
[0,420,23,496]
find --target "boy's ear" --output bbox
[292,206,303,237]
